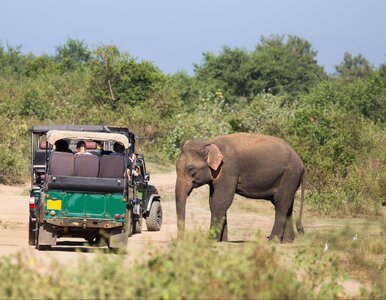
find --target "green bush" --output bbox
[162,90,232,160]
[0,119,29,184]
[0,232,349,299]
[228,92,291,136]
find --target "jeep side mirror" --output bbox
[144,174,150,182]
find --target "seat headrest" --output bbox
[40,140,53,149]
[85,141,97,149]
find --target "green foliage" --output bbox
[335,52,374,78]
[194,35,327,102]
[228,92,291,136]
[168,71,199,104]
[20,89,51,120]
[0,118,29,184]
[55,38,91,71]
[87,45,164,108]
[288,105,361,175]
[162,90,231,159]
[304,77,385,125]
[249,35,327,96]
[0,232,352,299]
[0,37,384,218]
[194,46,251,101]
[0,44,27,76]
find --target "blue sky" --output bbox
[0,0,385,74]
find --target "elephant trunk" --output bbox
[175,175,191,238]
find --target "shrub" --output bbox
[0,118,29,184]
[228,92,292,137]
[0,232,348,299]
[162,90,231,160]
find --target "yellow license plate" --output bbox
[47,199,62,210]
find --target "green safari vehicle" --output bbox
[31,126,136,251]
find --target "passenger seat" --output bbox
[99,155,126,178]
[73,155,99,177]
[48,152,74,176]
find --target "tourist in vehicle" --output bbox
[133,166,143,183]
[75,141,92,155]
[111,142,125,156]
[96,141,111,156]
[110,142,131,178]
[127,152,136,170]
[54,139,72,153]
[96,141,103,151]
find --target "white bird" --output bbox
[324,241,329,252]
[353,234,358,242]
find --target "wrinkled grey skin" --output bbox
[175,133,305,243]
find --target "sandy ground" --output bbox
[0,171,274,263]
[0,171,378,297]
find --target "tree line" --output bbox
[0,35,384,216]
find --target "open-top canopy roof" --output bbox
[31,125,107,134]
[30,125,135,135]
[46,130,130,149]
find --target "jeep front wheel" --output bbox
[146,201,162,231]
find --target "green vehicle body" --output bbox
[42,190,126,222]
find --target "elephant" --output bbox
[175,132,305,243]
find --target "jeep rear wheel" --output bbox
[35,224,52,251]
[146,201,162,231]
[133,216,142,234]
[126,207,133,237]
[28,217,36,246]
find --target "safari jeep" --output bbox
[29,125,162,251]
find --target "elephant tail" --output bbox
[296,171,305,235]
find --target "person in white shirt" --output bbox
[75,141,92,155]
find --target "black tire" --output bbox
[35,224,51,251]
[133,216,142,234]
[146,201,162,231]
[85,237,98,244]
[28,218,36,246]
[126,207,133,237]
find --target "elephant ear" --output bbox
[205,144,223,171]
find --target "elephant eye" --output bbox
[186,165,197,176]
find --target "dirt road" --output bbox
[0,171,275,265]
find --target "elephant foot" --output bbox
[281,237,295,244]
[220,235,228,242]
[268,235,281,243]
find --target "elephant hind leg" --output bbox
[270,173,300,243]
[282,199,295,243]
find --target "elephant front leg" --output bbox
[209,184,235,242]
[210,213,228,242]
